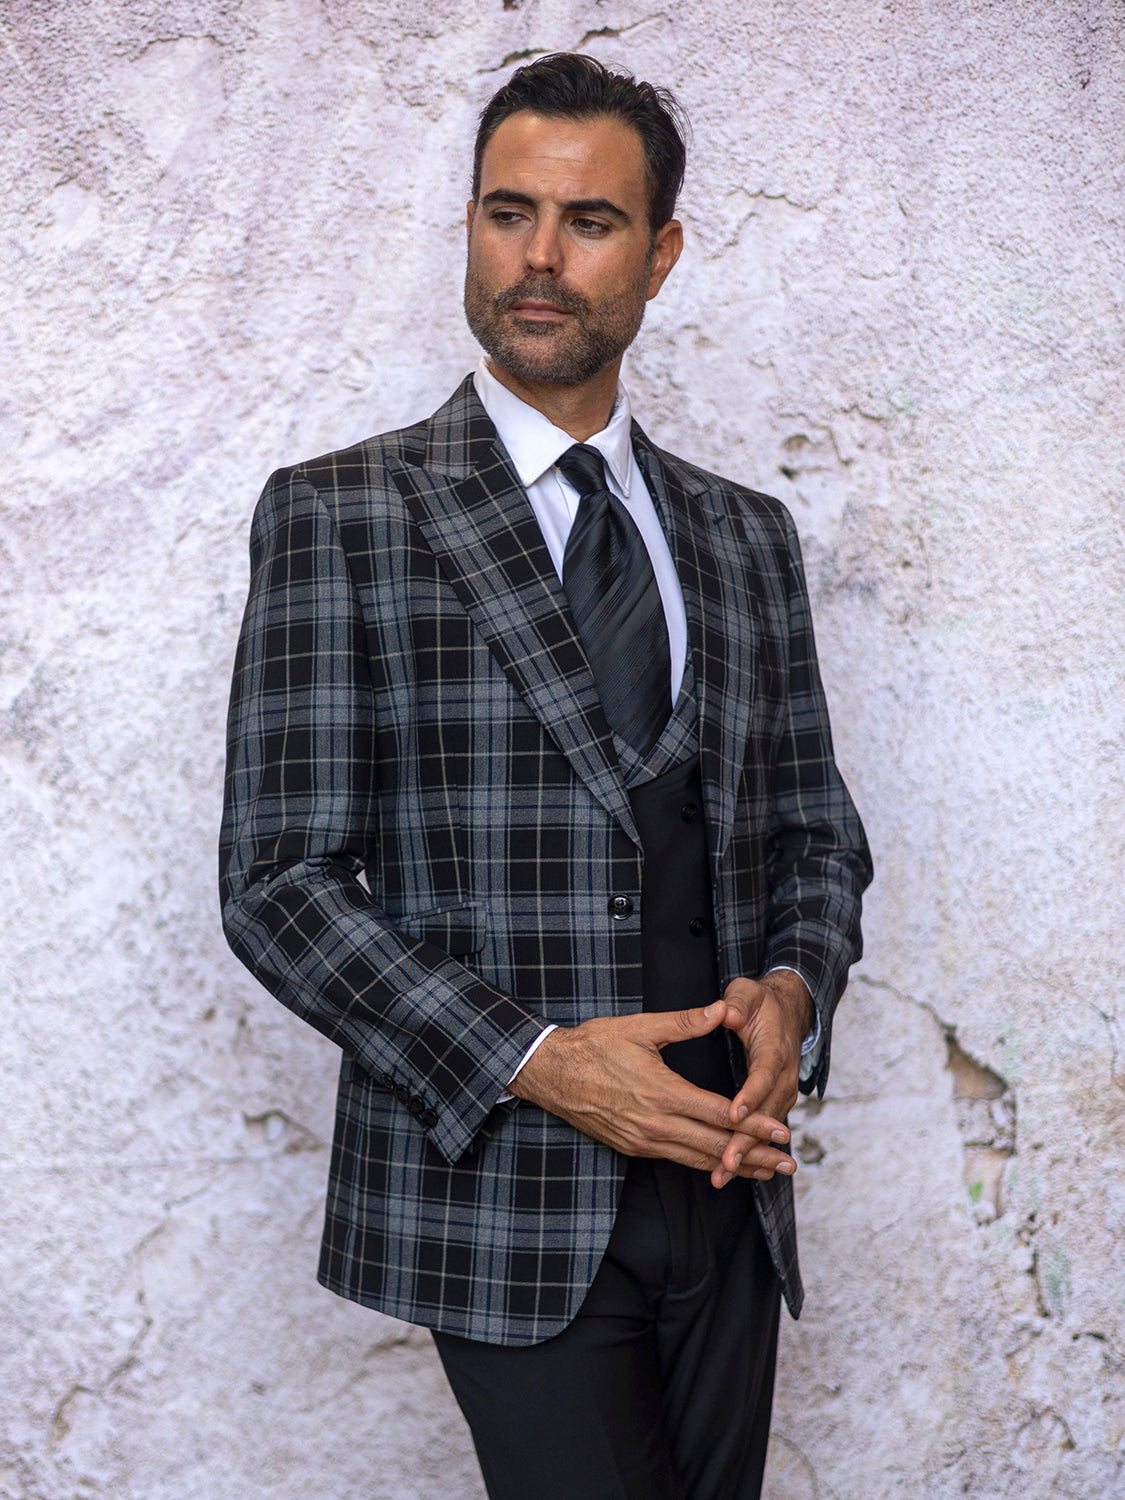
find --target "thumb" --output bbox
[639,1001,728,1051]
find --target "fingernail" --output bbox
[735,1105,748,1123]
[771,1129,788,1144]
[777,1159,796,1175]
[704,1002,718,1018]
[731,1153,743,1171]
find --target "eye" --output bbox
[489,207,529,228]
[572,217,610,236]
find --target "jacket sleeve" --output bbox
[218,469,547,1163]
[760,508,873,1097]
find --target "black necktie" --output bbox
[557,444,672,755]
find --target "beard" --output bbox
[464,263,651,386]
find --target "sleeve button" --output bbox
[688,916,707,936]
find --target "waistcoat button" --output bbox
[688,917,707,936]
[608,895,634,920]
[679,802,699,823]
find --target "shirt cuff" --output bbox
[496,1024,559,1104]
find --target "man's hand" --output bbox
[711,971,813,1189]
[508,1004,796,1182]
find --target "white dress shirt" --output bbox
[471,358,821,1091]
[473,357,687,702]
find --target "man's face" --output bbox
[465,111,681,388]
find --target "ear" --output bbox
[646,219,683,301]
[465,200,476,238]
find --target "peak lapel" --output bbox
[634,433,760,867]
[390,381,638,843]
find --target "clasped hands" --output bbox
[508,972,812,1189]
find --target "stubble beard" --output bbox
[464,263,652,387]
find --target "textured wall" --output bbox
[2,2,1122,1497]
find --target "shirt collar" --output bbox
[473,356,635,497]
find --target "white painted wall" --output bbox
[2,3,1121,1496]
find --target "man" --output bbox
[220,53,871,1500]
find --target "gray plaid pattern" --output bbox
[219,377,871,1345]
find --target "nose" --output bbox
[525,215,562,275]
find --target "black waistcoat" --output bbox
[615,660,735,1097]
[628,754,734,1095]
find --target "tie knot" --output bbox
[556,443,609,499]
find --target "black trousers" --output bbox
[433,1157,781,1500]
[434,759,781,1497]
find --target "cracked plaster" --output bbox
[2,2,1123,1497]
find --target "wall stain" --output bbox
[946,1033,1016,1223]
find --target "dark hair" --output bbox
[472,53,688,233]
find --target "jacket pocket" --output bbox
[392,899,488,958]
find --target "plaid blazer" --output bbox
[219,377,871,1346]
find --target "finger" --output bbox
[632,1077,746,1139]
[730,1062,773,1120]
[732,1087,797,1136]
[718,1002,751,1030]
[730,1041,795,1117]
[719,1131,793,1177]
[741,1066,799,1125]
[623,1117,737,1173]
[710,1146,797,1190]
[721,975,766,1009]
[637,1001,729,1050]
[723,1110,790,1146]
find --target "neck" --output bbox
[487,359,621,441]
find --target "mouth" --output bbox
[495,278,588,323]
[508,300,572,321]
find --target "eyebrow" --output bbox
[479,189,631,223]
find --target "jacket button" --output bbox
[608,894,634,920]
[680,802,699,823]
[688,916,707,936]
